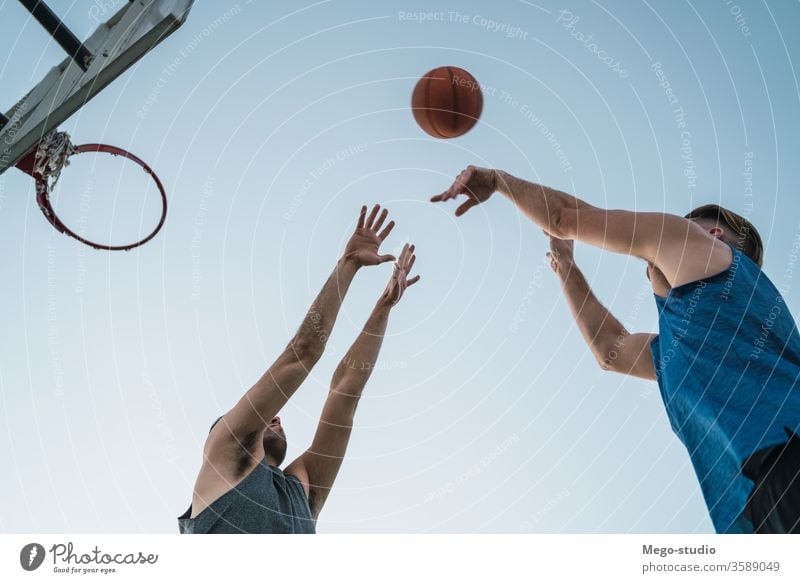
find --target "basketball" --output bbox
[411,66,483,139]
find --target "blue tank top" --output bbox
[650,245,800,533]
[178,458,316,534]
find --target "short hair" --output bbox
[685,204,764,266]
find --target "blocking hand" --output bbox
[344,204,397,267]
[382,243,420,306]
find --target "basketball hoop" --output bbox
[15,131,168,251]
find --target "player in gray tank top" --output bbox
[178,206,420,533]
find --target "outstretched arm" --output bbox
[548,236,656,380]
[285,244,420,519]
[207,205,397,456]
[431,166,731,289]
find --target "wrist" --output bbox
[494,169,513,196]
[556,259,577,280]
[376,293,395,311]
[339,255,362,272]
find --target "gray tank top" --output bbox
[178,458,316,534]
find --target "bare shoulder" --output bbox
[190,425,264,518]
[283,456,311,497]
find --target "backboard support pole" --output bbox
[1,0,195,176]
[18,0,94,71]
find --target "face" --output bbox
[263,416,287,466]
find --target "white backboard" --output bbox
[0,0,194,175]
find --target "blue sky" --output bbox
[0,0,798,533]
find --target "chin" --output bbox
[264,434,287,466]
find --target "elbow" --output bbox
[594,341,623,373]
[597,353,617,373]
[549,206,577,240]
[287,334,324,367]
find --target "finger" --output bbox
[444,183,459,200]
[377,254,396,264]
[397,242,410,265]
[405,245,415,268]
[453,169,473,197]
[372,208,388,232]
[406,254,416,272]
[432,190,460,203]
[459,166,476,195]
[455,198,477,217]
[400,243,414,266]
[437,169,469,202]
[407,275,421,287]
[357,205,367,229]
[365,204,379,229]
[378,220,395,241]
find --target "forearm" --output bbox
[291,257,360,361]
[290,245,415,516]
[297,300,390,502]
[235,258,359,428]
[495,170,594,234]
[556,262,628,366]
[330,299,391,396]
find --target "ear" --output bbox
[709,226,724,239]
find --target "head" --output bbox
[685,204,764,266]
[209,415,288,467]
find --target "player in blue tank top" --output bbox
[432,167,800,533]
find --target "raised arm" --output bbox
[431,166,732,289]
[548,236,656,380]
[285,243,420,519]
[207,205,397,455]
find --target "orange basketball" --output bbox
[411,66,483,139]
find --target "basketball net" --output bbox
[15,131,168,251]
[33,131,76,189]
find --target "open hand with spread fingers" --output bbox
[344,204,397,268]
[430,165,499,217]
[381,243,420,306]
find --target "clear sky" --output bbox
[1,0,798,533]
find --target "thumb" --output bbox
[377,254,396,264]
[455,199,477,217]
